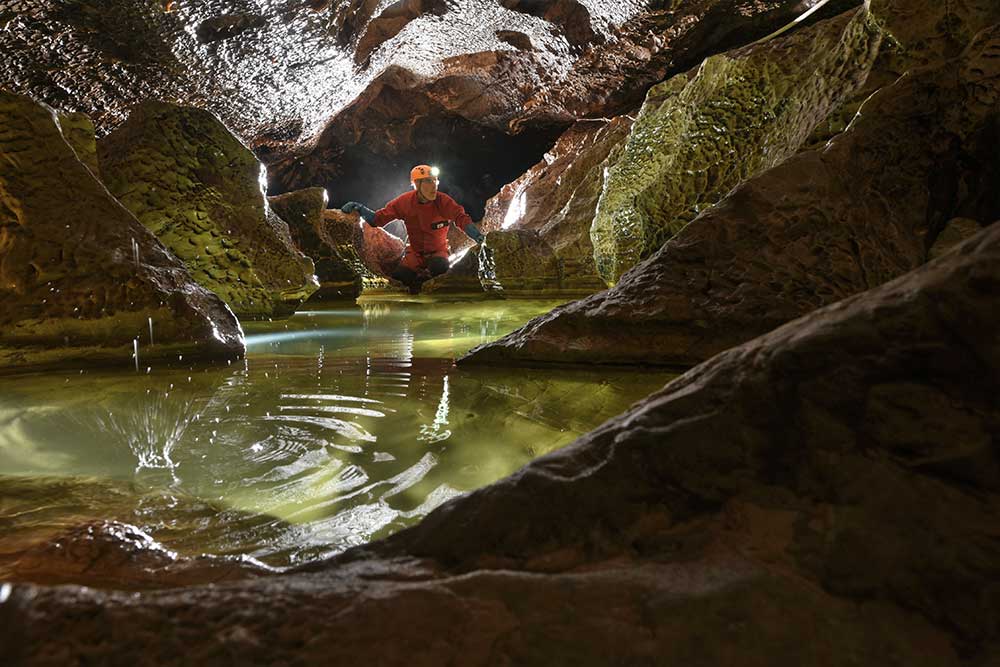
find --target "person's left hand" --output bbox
[463,222,485,245]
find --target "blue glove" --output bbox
[341,201,376,225]
[463,222,484,245]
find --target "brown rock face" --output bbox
[268,187,361,300]
[316,209,406,291]
[8,521,270,591]
[3,218,997,666]
[98,101,318,319]
[0,91,244,372]
[461,21,1000,368]
[481,115,634,294]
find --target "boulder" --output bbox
[461,22,1000,368]
[98,101,318,319]
[421,246,489,296]
[268,188,361,300]
[3,215,997,666]
[317,209,406,293]
[591,7,881,284]
[479,229,562,296]
[481,115,634,294]
[0,91,244,372]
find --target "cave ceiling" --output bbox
[1,0,858,214]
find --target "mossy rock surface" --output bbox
[0,91,244,371]
[98,101,317,319]
[591,7,882,284]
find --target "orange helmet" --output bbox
[410,164,439,184]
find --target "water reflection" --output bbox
[0,300,669,570]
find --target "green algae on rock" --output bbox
[0,91,244,372]
[460,21,1000,369]
[97,101,317,319]
[268,187,363,300]
[54,111,100,178]
[590,7,882,284]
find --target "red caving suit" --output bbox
[372,190,473,273]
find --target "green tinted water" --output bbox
[0,299,668,571]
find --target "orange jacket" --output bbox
[373,191,473,254]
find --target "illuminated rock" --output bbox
[98,101,318,319]
[591,8,881,284]
[481,116,634,294]
[0,91,244,371]
[461,23,1000,368]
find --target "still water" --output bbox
[0,299,668,572]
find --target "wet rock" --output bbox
[591,8,881,284]
[0,91,244,372]
[460,22,1000,369]
[353,0,452,64]
[195,14,266,45]
[54,111,99,177]
[500,0,600,50]
[481,115,634,294]
[479,229,562,296]
[269,187,360,300]
[317,210,406,292]
[9,521,271,590]
[4,220,998,666]
[98,101,318,319]
[508,0,864,131]
[421,246,488,295]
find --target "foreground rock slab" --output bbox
[98,101,317,319]
[0,91,244,372]
[3,213,997,666]
[462,21,1000,368]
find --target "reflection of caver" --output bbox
[341,165,484,294]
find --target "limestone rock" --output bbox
[0,91,244,372]
[9,521,271,590]
[421,246,488,296]
[3,218,997,666]
[98,101,318,319]
[269,188,360,300]
[591,7,881,284]
[482,115,634,294]
[480,229,562,296]
[54,111,99,177]
[317,209,406,292]
[461,21,1000,368]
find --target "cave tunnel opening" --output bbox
[269,116,567,222]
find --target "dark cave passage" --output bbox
[267,116,566,222]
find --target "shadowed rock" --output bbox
[195,14,265,44]
[269,188,362,300]
[591,7,881,284]
[317,209,406,292]
[2,213,997,666]
[461,22,1000,368]
[0,91,244,372]
[98,101,318,319]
